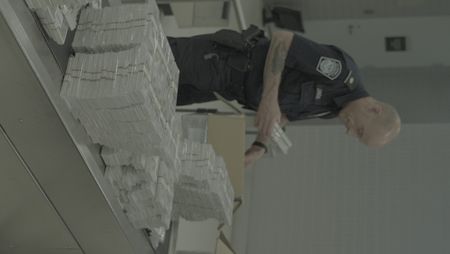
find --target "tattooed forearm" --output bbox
[255,31,293,142]
[270,41,288,75]
[261,31,293,99]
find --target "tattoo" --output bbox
[270,40,288,75]
[261,32,293,97]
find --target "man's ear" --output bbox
[368,103,382,115]
[344,114,353,126]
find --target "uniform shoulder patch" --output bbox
[316,56,342,80]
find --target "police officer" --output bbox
[168,29,401,168]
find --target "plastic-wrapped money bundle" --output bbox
[173,141,234,225]
[25,0,101,44]
[270,122,292,155]
[61,43,177,120]
[72,3,179,86]
[180,114,208,143]
[61,43,179,167]
[73,3,158,52]
[105,163,159,203]
[59,1,183,235]
[148,226,166,250]
[102,147,176,230]
[61,4,180,166]
[179,142,216,179]
[171,114,184,178]
[210,156,234,223]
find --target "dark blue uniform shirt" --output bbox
[244,34,369,121]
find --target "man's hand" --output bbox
[245,145,266,168]
[255,98,281,137]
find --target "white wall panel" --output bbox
[246,123,450,254]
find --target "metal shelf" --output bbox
[0,1,154,253]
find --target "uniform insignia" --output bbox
[316,56,342,80]
[344,70,357,90]
[309,111,331,119]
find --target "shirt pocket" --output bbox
[299,81,317,108]
[313,83,330,106]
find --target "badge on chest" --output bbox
[316,56,342,80]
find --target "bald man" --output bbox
[168,29,401,167]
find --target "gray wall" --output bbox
[245,123,450,254]
[264,0,450,20]
[362,66,450,124]
[239,10,450,251]
[238,65,450,253]
[302,17,450,68]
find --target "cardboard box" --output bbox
[207,114,245,199]
[215,232,235,254]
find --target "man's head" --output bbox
[338,97,401,147]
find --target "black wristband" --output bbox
[252,141,268,153]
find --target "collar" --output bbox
[334,88,370,107]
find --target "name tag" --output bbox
[344,71,357,90]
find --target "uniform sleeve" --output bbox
[285,34,348,81]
